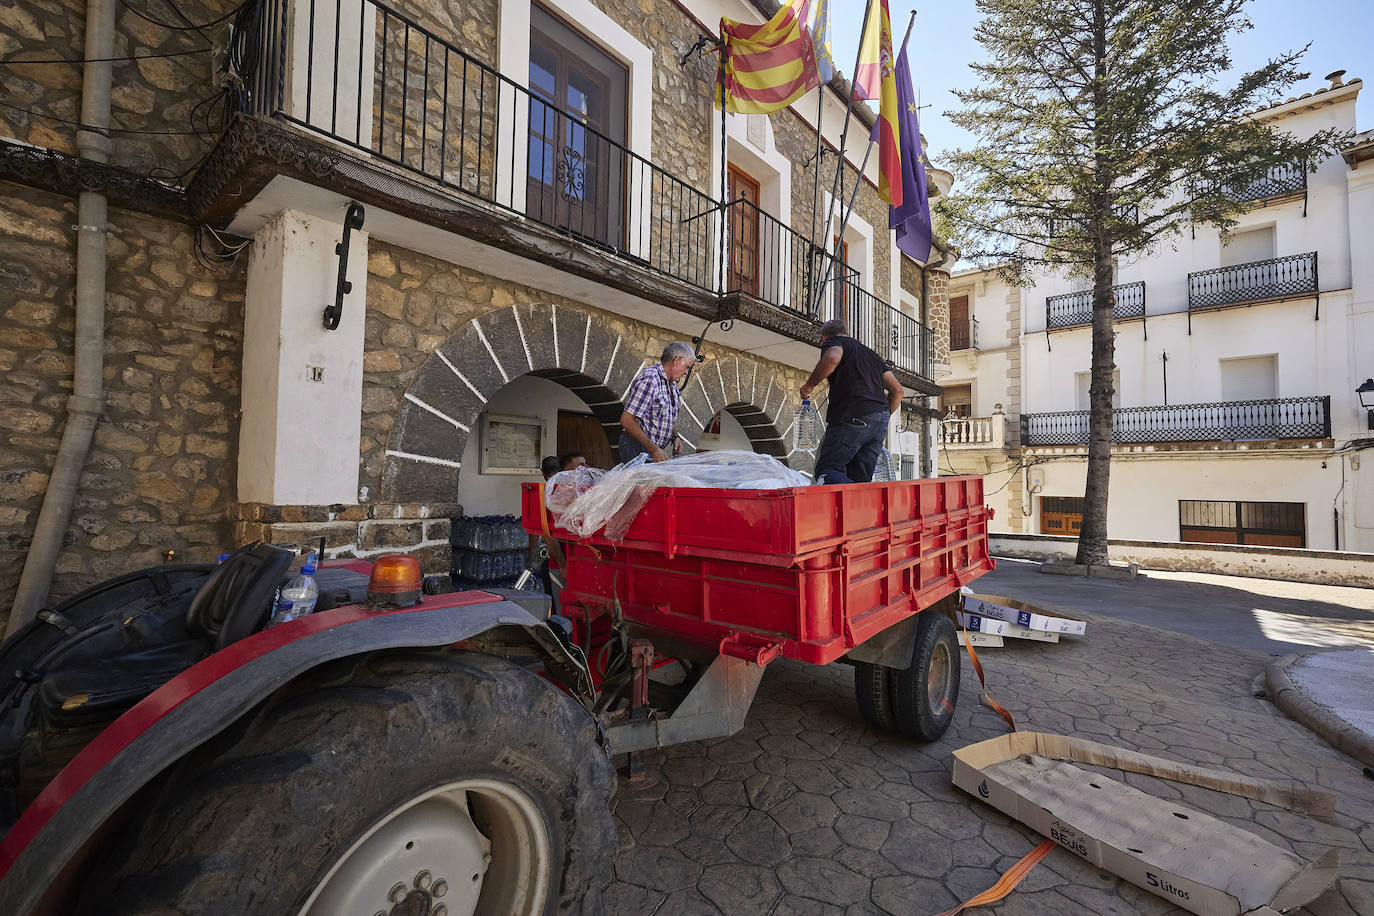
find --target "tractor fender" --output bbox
[0,591,590,916]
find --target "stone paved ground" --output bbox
[603,603,1374,914]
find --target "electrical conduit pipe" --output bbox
[7,0,116,638]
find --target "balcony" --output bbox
[1020,396,1332,447]
[1045,281,1146,330]
[1225,161,1307,206]
[223,0,932,382]
[1188,252,1318,313]
[939,414,1008,449]
[950,316,979,351]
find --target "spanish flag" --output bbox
[853,0,902,208]
[716,0,820,114]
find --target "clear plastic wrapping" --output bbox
[549,450,809,541]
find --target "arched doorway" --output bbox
[380,306,803,503]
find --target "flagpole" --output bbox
[830,10,918,259]
[823,9,920,323]
[807,0,877,319]
[806,86,825,292]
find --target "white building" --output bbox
[944,72,1374,553]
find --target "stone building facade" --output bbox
[0,183,244,607]
[0,0,951,624]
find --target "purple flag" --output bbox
[890,46,932,262]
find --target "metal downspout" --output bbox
[7,0,115,637]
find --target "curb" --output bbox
[1265,654,1374,768]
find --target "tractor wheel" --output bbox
[80,651,617,916]
[889,610,961,742]
[853,661,897,731]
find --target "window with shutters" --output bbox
[1040,496,1084,535]
[950,295,971,350]
[1179,499,1305,548]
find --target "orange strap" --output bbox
[933,840,1055,916]
[536,484,566,571]
[961,624,1018,733]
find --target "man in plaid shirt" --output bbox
[619,341,695,463]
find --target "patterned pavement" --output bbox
[603,599,1374,914]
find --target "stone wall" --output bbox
[0,181,245,622]
[771,106,894,307]
[237,238,817,570]
[926,267,951,373]
[0,0,243,176]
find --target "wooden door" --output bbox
[949,295,970,350]
[527,6,627,249]
[727,165,761,295]
[557,411,613,470]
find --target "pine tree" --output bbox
[939,0,1349,566]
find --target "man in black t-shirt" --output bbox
[800,318,904,484]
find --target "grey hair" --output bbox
[820,318,848,337]
[661,341,696,364]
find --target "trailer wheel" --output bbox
[80,651,616,916]
[889,610,961,741]
[853,661,897,730]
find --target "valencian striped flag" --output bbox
[852,0,902,207]
[805,0,836,83]
[716,0,820,114]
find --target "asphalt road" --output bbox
[976,558,1374,656]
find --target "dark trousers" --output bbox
[617,433,648,464]
[814,410,889,484]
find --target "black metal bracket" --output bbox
[680,34,718,65]
[323,202,365,330]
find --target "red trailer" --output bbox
[0,475,994,915]
[523,475,995,760]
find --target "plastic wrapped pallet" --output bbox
[549,450,809,541]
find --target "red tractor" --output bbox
[0,476,992,915]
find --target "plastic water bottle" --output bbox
[279,555,320,621]
[872,448,895,483]
[268,597,295,627]
[794,399,819,450]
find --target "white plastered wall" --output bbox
[1026,454,1359,551]
[456,375,594,515]
[239,209,368,505]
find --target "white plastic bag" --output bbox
[544,465,606,516]
[554,449,808,541]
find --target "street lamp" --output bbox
[1357,378,1374,430]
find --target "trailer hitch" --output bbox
[718,633,784,667]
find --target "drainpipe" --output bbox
[7,0,115,638]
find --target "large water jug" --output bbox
[872,448,895,482]
[794,399,820,451]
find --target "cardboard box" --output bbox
[962,594,1087,637]
[951,731,1338,916]
[956,631,1003,648]
[957,609,1060,643]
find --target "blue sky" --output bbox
[826,0,1374,165]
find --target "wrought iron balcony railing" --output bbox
[1188,252,1318,312]
[1224,161,1307,204]
[1020,396,1331,446]
[833,274,930,378]
[950,315,979,351]
[238,0,934,377]
[1045,281,1146,330]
